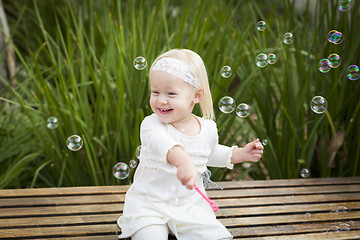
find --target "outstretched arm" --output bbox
[231,139,264,164]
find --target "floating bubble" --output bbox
[328,53,341,68]
[219,96,236,114]
[328,30,343,44]
[262,139,268,146]
[236,103,250,118]
[283,32,294,44]
[129,159,137,168]
[47,117,58,129]
[318,59,331,73]
[338,223,351,231]
[66,135,83,151]
[346,65,360,81]
[304,212,312,218]
[337,206,348,213]
[300,168,310,178]
[267,54,276,64]
[257,21,266,31]
[256,53,268,68]
[135,145,141,159]
[326,225,340,233]
[338,0,352,11]
[112,162,130,180]
[311,96,328,114]
[221,66,232,78]
[134,56,147,70]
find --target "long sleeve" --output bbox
[140,114,181,161]
[207,144,235,169]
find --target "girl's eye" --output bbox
[168,92,176,96]
[152,91,159,95]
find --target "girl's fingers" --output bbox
[251,150,263,155]
[251,154,262,162]
[186,176,196,190]
[255,142,264,150]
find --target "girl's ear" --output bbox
[193,88,204,104]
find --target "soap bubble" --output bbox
[221,66,232,78]
[236,103,250,118]
[134,56,147,70]
[338,223,350,231]
[326,225,340,233]
[337,206,348,213]
[112,162,130,180]
[318,59,331,73]
[300,168,310,178]
[346,65,360,81]
[219,96,236,114]
[338,0,352,11]
[256,53,268,68]
[262,139,268,146]
[129,159,138,168]
[135,145,141,159]
[267,54,276,64]
[66,135,83,151]
[283,32,294,44]
[328,30,343,44]
[328,53,341,68]
[257,21,266,31]
[47,117,58,129]
[311,96,328,114]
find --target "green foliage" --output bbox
[0,0,359,188]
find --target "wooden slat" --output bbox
[0,194,124,208]
[1,177,358,198]
[0,192,358,210]
[208,185,360,199]
[1,199,358,219]
[0,185,129,198]
[229,221,360,237]
[217,177,360,189]
[237,230,360,240]
[0,224,120,239]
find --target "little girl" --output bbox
[117,49,264,240]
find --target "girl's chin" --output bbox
[155,114,171,123]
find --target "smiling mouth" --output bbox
[158,108,173,113]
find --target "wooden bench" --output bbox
[0,177,359,239]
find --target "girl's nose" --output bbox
[159,96,168,104]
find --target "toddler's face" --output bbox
[150,70,198,125]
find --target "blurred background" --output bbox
[0,0,359,188]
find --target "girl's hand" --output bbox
[231,139,264,164]
[176,161,197,190]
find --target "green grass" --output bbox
[0,0,359,188]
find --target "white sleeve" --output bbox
[207,144,235,169]
[140,114,181,160]
[206,120,234,169]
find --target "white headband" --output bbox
[152,57,200,88]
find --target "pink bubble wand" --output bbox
[194,184,219,212]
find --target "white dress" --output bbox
[117,114,234,240]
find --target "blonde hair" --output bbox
[149,49,215,120]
